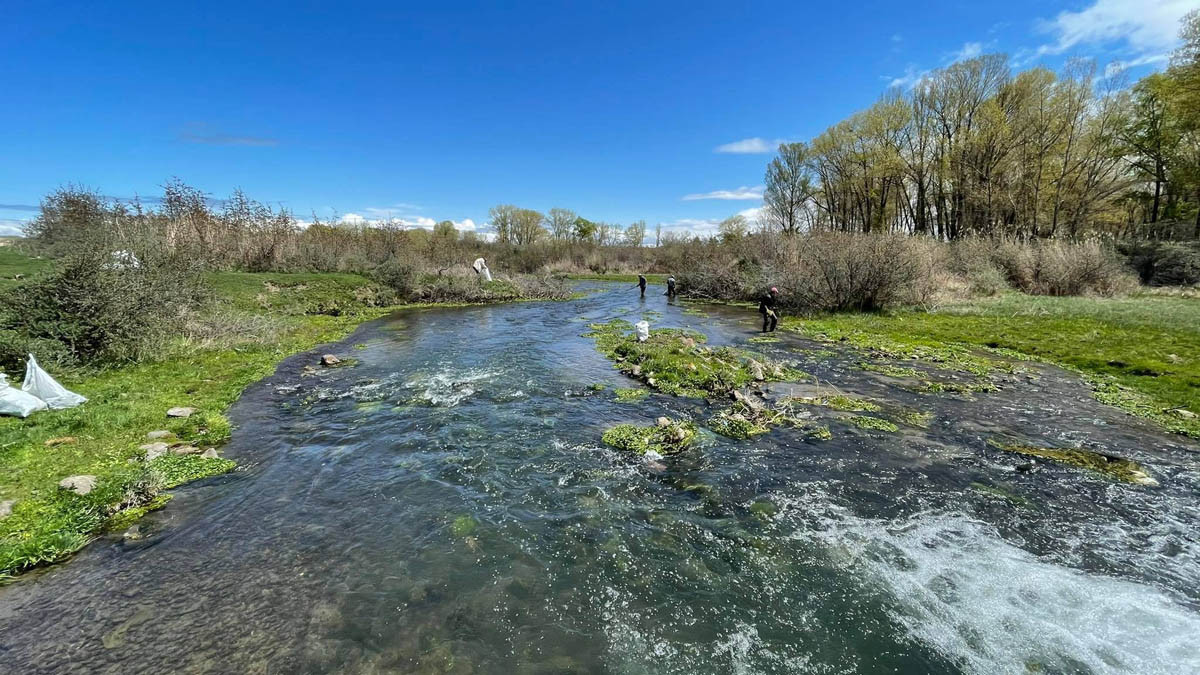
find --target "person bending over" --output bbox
[759,287,780,332]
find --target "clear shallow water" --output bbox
[2,283,1198,674]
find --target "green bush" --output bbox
[0,250,206,368]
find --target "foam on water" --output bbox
[800,505,1200,674]
[404,365,502,406]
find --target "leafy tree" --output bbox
[623,220,646,247]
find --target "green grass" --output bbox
[0,244,50,291]
[782,293,1200,437]
[0,259,399,579]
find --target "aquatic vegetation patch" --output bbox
[910,379,998,396]
[748,336,781,344]
[847,416,899,433]
[969,482,1033,507]
[988,440,1157,485]
[601,419,697,455]
[150,454,236,489]
[586,320,807,398]
[859,362,921,378]
[788,394,880,412]
[1084,373,1200,439]
[613,388,649,403]
[104,494,173,532]
[450,515,478,537]
[709,399,831,440]
[589,383,607,392]
[894,410,934,428]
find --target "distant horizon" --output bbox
[3,0,1192,239]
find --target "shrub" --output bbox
[780,232,936,312]
[372,258,419,297]
[0,249,205,368]
[1120,241,1200,287]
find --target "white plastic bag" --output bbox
[0,374,47,418]
[22,354,87,409]
[635,321,650,342]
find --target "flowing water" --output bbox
[2,283,1199,674]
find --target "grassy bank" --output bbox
[0,266,405,579]
[781,292,1200,438]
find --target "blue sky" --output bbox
[1,0,1194,239]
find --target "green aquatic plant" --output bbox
[589,383,607,392]
[613,388,649,403]
[748,336,781,344]
[807,426,833,441]
[708,408,772,439]
[601,419,697,455]
[859,362,921,378]
[104,494,173,532]
[847,416,899,432]
[150,454,236,489]
[451,515,478,537]
[788,394,880,412]
[586,320,806,398]
[894,410,934,428]
[911,379,998,396]
[988,440,1157,485]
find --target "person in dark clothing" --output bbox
[759,287,779,332]
[637,274,647,298]
[665,276,676,298]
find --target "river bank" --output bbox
[1,281,1196,673]
[0,258,571,579]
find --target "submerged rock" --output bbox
[59,475,97,495]
[991,440,1157,486]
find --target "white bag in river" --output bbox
[0,373,47,417]
[22,354,87,409]
[635,321,650,342]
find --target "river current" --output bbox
[1,282,1197,674]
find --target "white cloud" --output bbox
[1034,0,1191,61]
[0,219,28,236]
[1104,52,1172,77]
[655,218,722,238]
[949,41,984,62]
[714,137,788,154]
[885,65,930,89]
[338,212,438,230]
[737,206,764,224]
[681,186,764,201]
[451,218,477,232]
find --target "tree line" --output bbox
[487,205,651,247]
[762,10,1200,241]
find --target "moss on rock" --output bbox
[847,416,899,432]
[989,439,1157,485]
[613,388,649,403]
[586,320,807,398]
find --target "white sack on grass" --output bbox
[635,321,650,343]
[0,374,47,418]
[22,354,87,409]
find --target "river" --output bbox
[1,282,1198,674]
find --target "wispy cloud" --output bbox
[885,65,930,89]
[948,41,984,62]
[337,211,477,232]
[681,186,764,201]
[1032,0,1191,63]
[714,137,788,154]
[656,218,721,237]
[179,123,278,147]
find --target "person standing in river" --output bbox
[637,274,647,298]
[665,276,676,298]
[759,286,780,332]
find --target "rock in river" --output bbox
[321,354,342,367]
